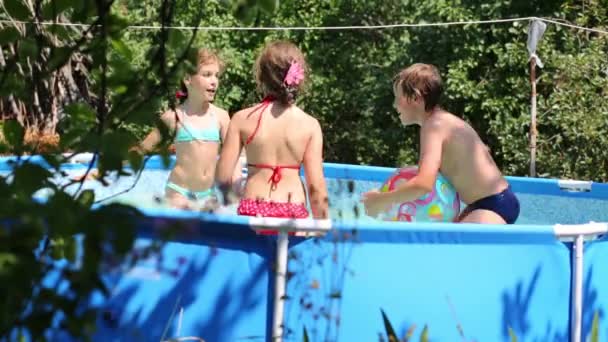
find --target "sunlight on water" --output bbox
[61,169,608,225]
[3,168,608,225]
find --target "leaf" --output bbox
[590,311,599,342]
[0,26,21,45]
[107,58,136,88]
[42,154,62,169]
[4,0,31,20]
[121,96,162,125]
[64,236,78,262]
[41,0,75,19]
[380,309,398,342]
[403,324,416,342]
[63,102,97,124]
[47,46,73,72]
[107,14,129,38]
[0,74,25,99]
[50,237,66,260]
[419,325,428,342]
[233,3,258,25]
[3,119,25,149]
[46,191,79,235]
[18,37,39,59]
[111,38,132,60]
[113,85,128,95]
[168,30,186,52]
[0,253,18,270]
[13,163,53,195]
[258,0,278,13]
[77,189,95,209]
[508,327,518,342]
[17,329,26,342]
[303,326,310,342]
[127,150,143,172]
[71,0,96,22]
[12,163,52,196]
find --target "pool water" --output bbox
[32,168,608,225]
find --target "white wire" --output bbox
[0,16,607,34]
[539,17,608,35]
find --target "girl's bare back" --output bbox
[234,102,317,204]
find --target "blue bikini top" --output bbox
[174,110,220,143]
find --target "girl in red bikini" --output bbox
[216,41,329,220]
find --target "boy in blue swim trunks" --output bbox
[363,63,519,224]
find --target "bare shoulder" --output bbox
[230,105,258,123]
[422,112,446,134]
[211,103,230,121]
[295,107,322,132]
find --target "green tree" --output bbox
[0,0,278,339]
[119,0,607,181]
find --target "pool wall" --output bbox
[2,155,608,341]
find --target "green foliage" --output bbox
[0,0,607,339]
[379,309,526,342]
[381,308,398,341]
[303,326,310,342]
[589,310,599,342]
[3,120,25,151]
[4,0,31,21]
[380,308,429,342]
[0,0,281,339]
[115,0,608,181]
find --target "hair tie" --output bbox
[175,90,187,99]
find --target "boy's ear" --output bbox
[413,90,425,105]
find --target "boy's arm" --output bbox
[370,121,443,208]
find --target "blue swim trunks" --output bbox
[460,186,520,224]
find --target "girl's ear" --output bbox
[183,75,191,88]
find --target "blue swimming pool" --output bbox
[14,158,608,226]
[2,155,608,342]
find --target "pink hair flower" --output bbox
[284,61,304,86]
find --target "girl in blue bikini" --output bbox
[134,48,243,209]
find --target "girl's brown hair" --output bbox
[254,41,308,105]
[178,48,224,102]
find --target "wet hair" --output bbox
[254,40,308,105]
[178,48,224,102]
[393,63,443,111]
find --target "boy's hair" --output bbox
[393,63,443,111]
[179,48,224,102]
[254,40,308,105]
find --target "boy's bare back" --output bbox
[426,110,508,205]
